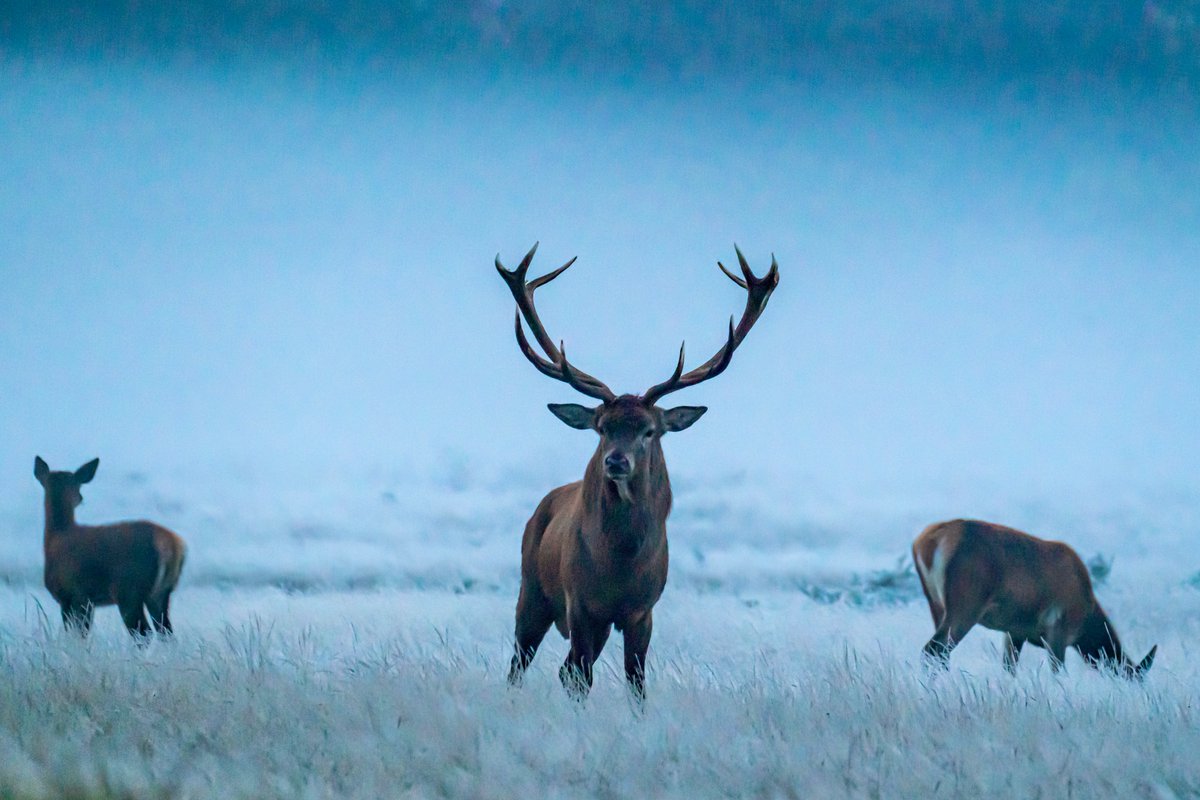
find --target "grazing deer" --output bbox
[913,519,1156,678]
[35,457,187,640]
[497,243,778,698]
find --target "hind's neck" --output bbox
[44,495,77,535]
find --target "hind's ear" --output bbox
[34,456,49,484]
[75,458,99,484]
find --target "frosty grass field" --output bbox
[2,467,1199,799]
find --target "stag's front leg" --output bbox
[623,610,653,701]
[509,585,554,686]
[560,609,610,698]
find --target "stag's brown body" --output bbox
[37,457,187,638]
[913,519,1155,677]
[497,243,777,698]
[515,400,673,690]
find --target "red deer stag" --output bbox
[497,243,778,698]
[35,457,187,640]
[913,519,1156,678]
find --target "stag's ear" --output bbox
[74,458,100,484]
[34,456,49,484]
[662,406,707,432]
[547,403,596,430]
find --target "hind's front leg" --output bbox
[60,600,94,637]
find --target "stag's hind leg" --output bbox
[509,586,554,685]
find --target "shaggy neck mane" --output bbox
[581,444,673,555]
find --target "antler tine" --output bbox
[496,244,616,401]
[559,342,616,402]
[640,342,688,402]
[735,244,753,282]
[643,319,735,404]
[514,313,613,397]
[513,310,562,381]
[494,242,539,280]
[529,256,577,290]
[717,260,747,289]
[641,247,779,404]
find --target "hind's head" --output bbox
[34,456,100,512]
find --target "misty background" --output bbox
[2,2,1198,529]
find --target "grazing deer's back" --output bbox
[961,520,1093,599]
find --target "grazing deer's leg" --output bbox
[60,601,94,637]
[924,559,992,666]
[118,597,152,641]
[1003,634,1025,674]
[922,615,977,666]
[1044,636,1068,673]
[509,587,554,685]
[146,592,173,636]
[623,611,653,701]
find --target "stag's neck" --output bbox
[43,496,77,539]
[582,449,672,557]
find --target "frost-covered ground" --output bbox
[2,471,1199,799]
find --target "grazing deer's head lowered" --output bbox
[497,243,778,699]
[35,456,187,641]
[914,519,1156,679]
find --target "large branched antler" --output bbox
[641,245,779,405]
[496,243,617,402]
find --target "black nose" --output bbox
[604,453,631,476]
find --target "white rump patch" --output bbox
[916,542,948,607]
[150,558,169,598]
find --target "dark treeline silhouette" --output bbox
[3,1,1198,91]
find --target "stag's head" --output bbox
[546,395,707,487]
[496,244,778,494]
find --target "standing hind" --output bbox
[36,457,187,640]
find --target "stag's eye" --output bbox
[643,430,656,439]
